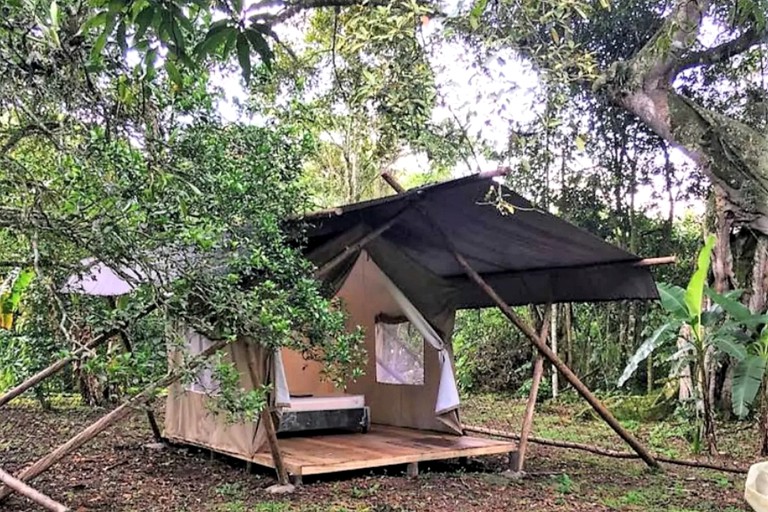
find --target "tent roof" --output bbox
[302,174,659,309]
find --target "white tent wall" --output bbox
[338,251,462,434]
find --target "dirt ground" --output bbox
[0,400,754,512]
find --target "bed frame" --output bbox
[275,394,370,434]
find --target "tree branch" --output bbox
[675,27,768,73]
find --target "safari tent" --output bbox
[160,171,662,480]
[0,171,669,505]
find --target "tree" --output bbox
[0,0,365,411]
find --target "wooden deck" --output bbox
[251,425,516,477]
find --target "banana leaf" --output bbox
[618,321,678,387]
[733,355,767,418]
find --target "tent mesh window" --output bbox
[375,316,425,386]
[185,331,220,394]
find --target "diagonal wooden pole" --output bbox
[314,205,412,279]
[0,304,158,409]
[513,304,552,473]
[440,237,660,469]
[380,172,660,470]
[0,338,229,502]
[0,468,69,512]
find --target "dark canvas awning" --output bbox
[301,174,659,309]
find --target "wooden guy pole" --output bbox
[0,468,69,511]
[447,249,660,469]
[514,305,551,473]
[314,205,412,279]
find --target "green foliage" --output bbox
[0,0,365,413]
[684,234,716,334]
[0,333,34,391]
[0,269,34,314]
[733,354,766,417]
[453,309,533,393]
[79,0,275,86]
[554,473,574,494]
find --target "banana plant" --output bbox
[0,268,35,330]
[618,235,768,453]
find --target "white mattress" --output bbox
[282,394,365,412]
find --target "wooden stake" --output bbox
[379,173,660,470]
[0,338,228,502]
[0,468,69,512]
[0,304,157,409]
[515,306,552,473]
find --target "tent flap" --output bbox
[378,268,460,416]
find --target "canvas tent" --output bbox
[158,173,660,475]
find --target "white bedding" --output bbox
[282,394,365,412]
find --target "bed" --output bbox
[275,394,370,434]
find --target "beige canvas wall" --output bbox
[164,247,462,460]
[164,333,269,457]
[280,347,340,396]
[340,252,458,433]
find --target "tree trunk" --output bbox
[698,356,718,454]
[594,0,768,454]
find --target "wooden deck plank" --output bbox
[258,425,516,476]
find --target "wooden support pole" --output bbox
[515,306,552,473]
[0,338,228,502]
[261,408,290,485]
[448,250,660,469]
[0,304,157,409]
[550,304,558,399]
[379,172,661,470]
[0,468,69,512]
[314,206,412,279]
[244,345,290,486]
[634,256,676,267]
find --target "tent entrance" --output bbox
[249,425,515,479]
